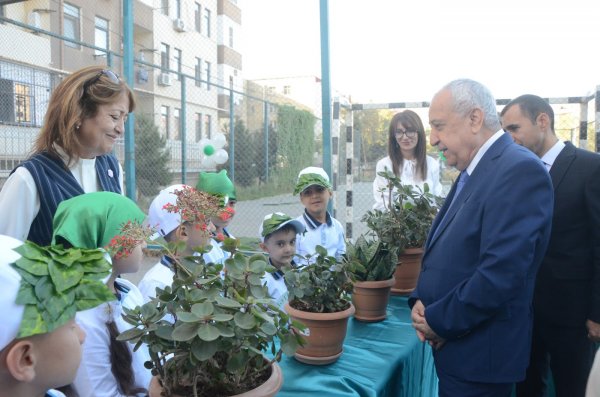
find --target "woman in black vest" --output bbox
[0,65,135,245]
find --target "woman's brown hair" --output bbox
[387,110,428,180]
[32,65,136,166]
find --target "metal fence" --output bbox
[1,3,598,241]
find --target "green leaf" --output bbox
[171,322,199,341]
[15,283,37,305]
[50,249,82,267]
[227,351,248,373]
[215,323,235,337]
[191,340,218,361]
[234,312,256,330]
[155,325,174,340]
[74,281,115,311]
[176,312,201,322]
[191,302,214,317]
[14,243,47,262]
[197,323,220,341]
[259,321,277,336]
[48,260,84,293]
[117,327,145,341]
[215,296,241,308]
[16,305,47,338]
[211,313,233,322]
[13,257,49,276]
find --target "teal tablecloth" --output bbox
[276,296,439,397]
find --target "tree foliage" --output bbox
[135,114,172,198]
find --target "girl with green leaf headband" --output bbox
[51,192,154,397]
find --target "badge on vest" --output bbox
[108,169,114,178]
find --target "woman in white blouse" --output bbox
[372,110,442,211]
[0,66,134,245]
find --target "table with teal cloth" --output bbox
[276,296,439,397]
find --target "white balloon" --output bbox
[198,138,211,150]
[201,156,217,168]
[213,149,229,165]
[212,133,227,150]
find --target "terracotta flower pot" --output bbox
[232,362,283,397]
[391,247,424,296]
[352,277,395,322]
[284,303,355,365]
[158,361,283,397]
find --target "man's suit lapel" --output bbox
[549,141,575,191]
[425,133,512,251]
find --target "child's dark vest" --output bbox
[17,152,121,245]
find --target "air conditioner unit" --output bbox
[158,73,172,86]
[173,18,185,32]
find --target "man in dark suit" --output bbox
[501,94,600,397]
[410,80,554,397]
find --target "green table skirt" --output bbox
[276,296,439,396]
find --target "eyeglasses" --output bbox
[394,129,418,138]
[83,69,120,92]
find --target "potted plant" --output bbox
[365,170,443,295]
[117,188,304,397]
[343,233,397,322]
[283,245,355,365]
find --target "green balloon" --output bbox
[203,144,215,156]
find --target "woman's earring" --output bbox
[76,124,81,130]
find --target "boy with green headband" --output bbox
[51,192,153,397]
[0,234,113,397]
[196,169,237,264]
[293,166,345,261]
[258,212,306,310]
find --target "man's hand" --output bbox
[411,299,446,350]
[586,319,600,342]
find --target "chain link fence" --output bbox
[0,2,598,241]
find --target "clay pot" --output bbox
[284,303,355,365]
[159,361,283,397]
[352,277,395,322]
[232,362,283,397]
[390,247,424,296]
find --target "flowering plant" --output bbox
[162,186,223,229]
[105,220,154,259]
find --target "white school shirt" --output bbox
[295,211,345,261]
[0,148,124,241]
[138,257,175,302]
[74,278,151,397]
[261,260,290,311]
[372,155,442,211]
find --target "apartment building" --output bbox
[0,0,242,181]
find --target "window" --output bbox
[228,26,234,48]
[175,0,181,19]
[204,61,211,91]
[160,43,170,72]
[202,8,211,37]
[161,105,170,139]
[14,83,32,123]
[174,48,182,80]
[194,3,201,32]
[204,114,212,139]
[174,108,181,140]
[195,57,202,87]
[161,0,169,16]
[195,112,202,141]
[283,85,291,95]
[63,3,81,49]
[94,17,109,56]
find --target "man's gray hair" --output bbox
[443,79,501,131]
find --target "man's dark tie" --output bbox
[431,171,469,241]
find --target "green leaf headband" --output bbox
[261,213,294,238]
[293,173,332,195]
[11,241,114,339]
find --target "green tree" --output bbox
[134,114,172,198]
[354,109,393,164]
[275,106,315,187]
